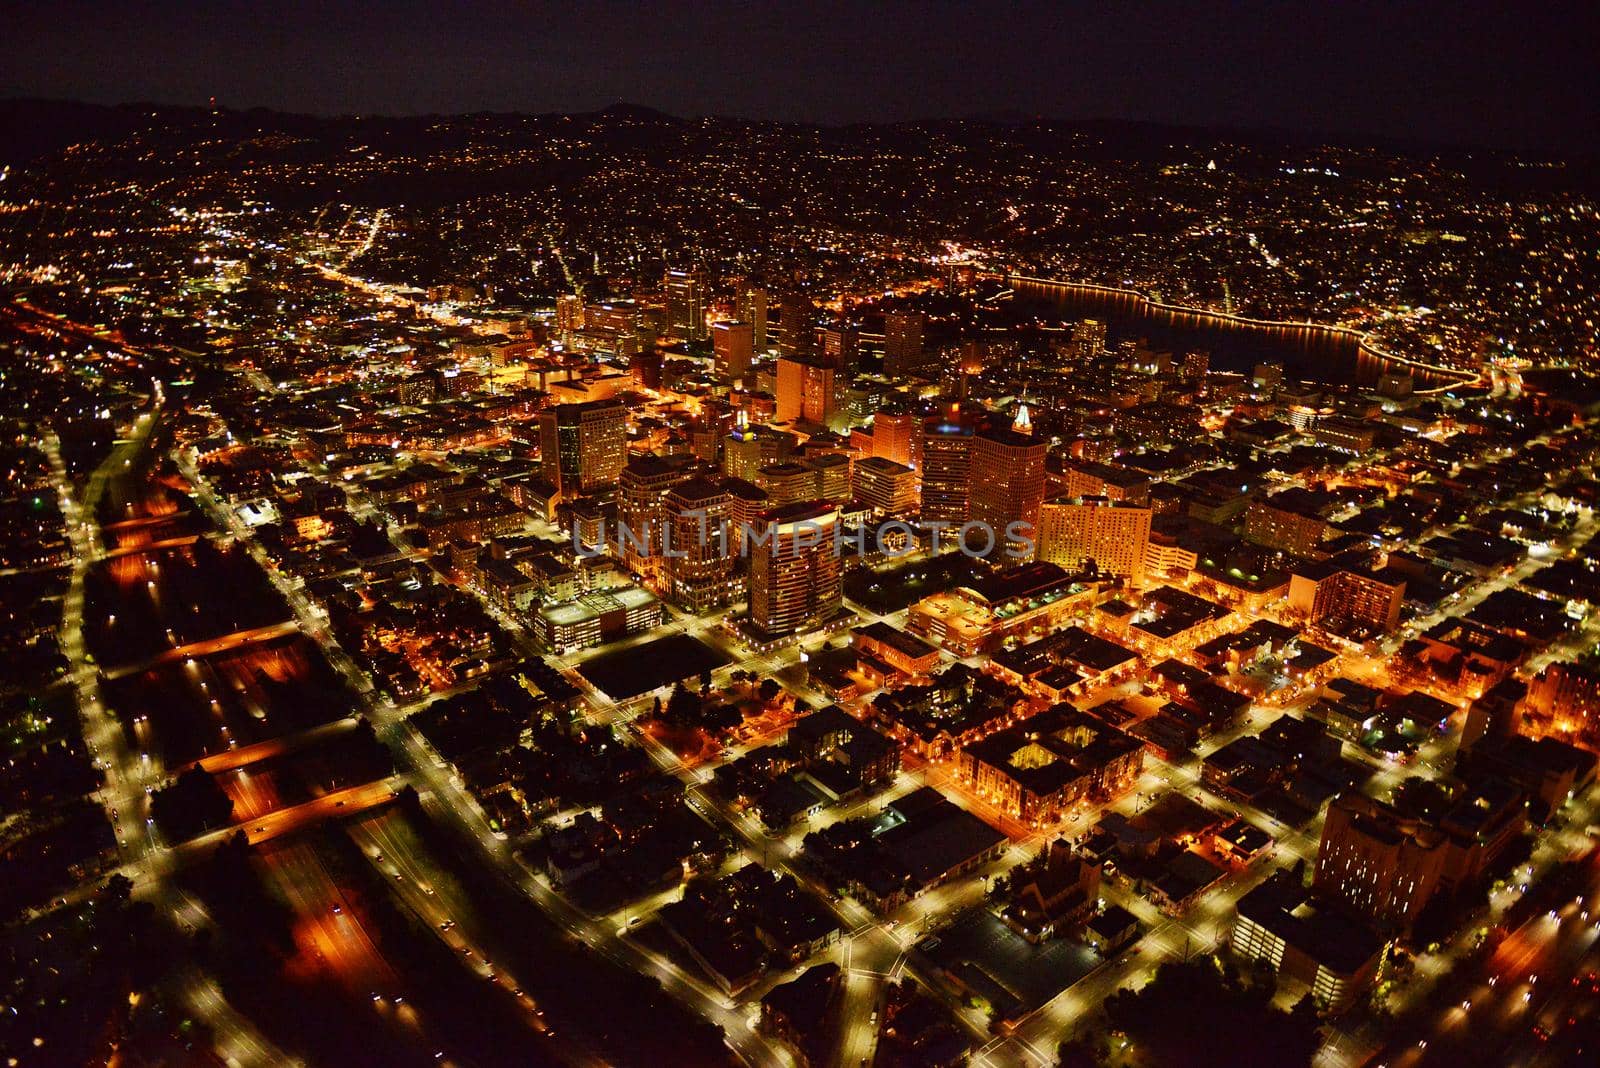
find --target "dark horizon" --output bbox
[7,92,1595,165]
[3,0,1596,156]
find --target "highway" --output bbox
[57,405,485,1067]
[347,809,604,1066]
[48,397,297,1068]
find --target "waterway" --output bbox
[1007,275,1473,388]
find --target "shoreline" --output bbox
[1005,273,1482,390]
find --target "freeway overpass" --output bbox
[176,775,406,854]
[101,619,300,680]
[196,716,362,774]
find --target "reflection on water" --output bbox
[1009,276,1473,388]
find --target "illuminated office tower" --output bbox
[870,408,915,467]
[737,285,768,350]
[777,294,815,357]
[1038,496,1151,583]
[748,501,843,636]
[806,453,852,503]
[819,324,860,372]
[664,267,708,341]
[586,299,639,335]
[1182,350,1210,382]
[916,411,974,523]
[1287,562,1406,634]
[883,311,925,377]
[555,293,585,337]
[712,320,755,382]
[1253,361,1284,392]
[756,461,819,506]
[853,456,917,518]
[968,426,1047,549]
[539,398,626,498]
[664,477,740,612]
[723,418,797,481]
[776,356,836,425]
[618,454,698,588]
[1071,318,1107,359]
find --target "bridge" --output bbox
[101,620,301,680]
[176,774,406,854]
[100,534,202,560]
[196,717,362,774]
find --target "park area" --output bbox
[843,552,984,615]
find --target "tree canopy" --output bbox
[1102,956,1320,1068]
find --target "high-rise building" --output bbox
[1245,497,1330,556]
[776,356,836,426]
[1182,350,1211,382]
[1288,561,1406,634]
[617,454,698,588]
[968,426,1048,550]
[757,461,819,506]
[539,398,626,499]
[1314,786,1524,930]
[432,366,482,398]
[1038,496,1151,583]
[586,299,642,337]
[1071,318,1107,359]
[737,285,768,351]
[664,268,708,341]
[555,293,585,337]
[630,346,664,390]
[1253,361,1284,392]
[777,294,815,357]
[883,311,925,377]
[853,457,917,518]
[723,419,797,482]
[917,410,975,523]
[1053,459,1150,505]
[725,478,770,549]
[712,320,755,383]
[748,501,843,636]
[870,408,915,467]
[1314,794,1447,928]
[819,324,860,372]
[663,476,740,612]
[806,453,852,504]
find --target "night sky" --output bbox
[4,0,1596,154]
